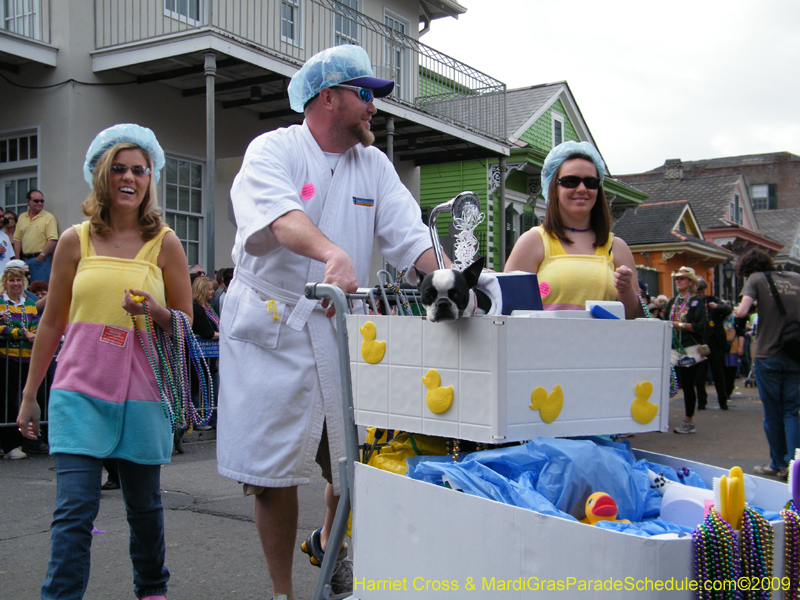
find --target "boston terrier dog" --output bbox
[415,256,492,322]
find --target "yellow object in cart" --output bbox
[364,428,449,475]
[422,369,454,414]
[359,321,386,364]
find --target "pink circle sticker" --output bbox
[301,183,316,200]
[539,281,551,297]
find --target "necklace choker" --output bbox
[566,226,591,232]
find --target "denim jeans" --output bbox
[24,253,52,284]
[42,454,169,599]
[754,354,800,470]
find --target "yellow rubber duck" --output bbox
[422,369,454,414]
[359,322,386,364]
[630,381,658,424]
[529,385,563,424]
[580,492,631,526]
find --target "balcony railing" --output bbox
[94,0,506,142]
[0,0,50,44]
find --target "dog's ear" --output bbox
[462,256,485,288]
[414,267,428,290]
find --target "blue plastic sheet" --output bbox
[406,437,714,537]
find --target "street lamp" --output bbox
[722,260,735,299]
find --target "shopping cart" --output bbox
[303,280,426,600]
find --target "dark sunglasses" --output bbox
[557,175,601,190]
[111,164,151,177]
[337,84,374,104]
[29,199,44,204]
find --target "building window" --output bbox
[384,10,409,100]
[335,0,359,45]
[552,113,564,147]
[0,130,39,215]
[729,193,743,225]
[750,183,777,210]
[164,0,201,24]
[1,0,40,39]
[281,0,302,45]
[162,157,203,266]
[3,174,38,216]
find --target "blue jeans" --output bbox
[754,354,800,470]
[25,253,52,284]
[42,454,169,599]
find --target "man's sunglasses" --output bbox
[29,199,44,204]
[336,84,374,104]
[556,176,602,190]
[111,164,151,177]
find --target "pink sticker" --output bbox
[704,499,714,518]
[301,183,316,200]
[539,281,551,297]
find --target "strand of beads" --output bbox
[693,509,742,600]
[783,502,800,600]
[741,507,774,600]
[388,267,413,316]
[637,292,679,396]
[132,302,214,432]
[452,202,484,272]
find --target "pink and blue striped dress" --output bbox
[47,222,173,463]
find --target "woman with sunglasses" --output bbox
[16,123,192,600]
[505,141,643,318]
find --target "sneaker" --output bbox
[22,440,49,454]
[673,421,696,434]
[301,528,353,595]
[101,479,121,491]
[3,447,27,460]
[753,464,784,477]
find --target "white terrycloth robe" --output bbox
[217,121,431,494]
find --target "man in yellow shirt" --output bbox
[13,189,58,284]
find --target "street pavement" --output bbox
[0,380,785,600]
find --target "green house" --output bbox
[419,82,647,270]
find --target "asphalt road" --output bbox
[0,381,783,600]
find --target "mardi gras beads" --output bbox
[693,508,742,600]
[783,503,800,600]
[741,507,774,600]
[132,300,214,432]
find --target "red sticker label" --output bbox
[301,183,316,200]
[539,281,551,297]
[100,325,130,348]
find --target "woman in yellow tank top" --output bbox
[16,124,192,600]
[505,141,643,319]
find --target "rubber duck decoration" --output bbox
[630,381,658,424]
[580,492,631,526]
[359,321,386,364]
[422,369,454,414]
[529,385,563,424]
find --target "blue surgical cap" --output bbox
[83,123,165,188]
[288,45,394,113]
[540,141,606,201]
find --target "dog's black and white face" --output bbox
[415,257,485,323]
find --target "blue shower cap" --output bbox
[540,141,606,201]
[288,45,394,113]
[83,123,165,188]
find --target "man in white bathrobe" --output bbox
[217,45,443,599]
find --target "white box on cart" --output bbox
[345,314,672,443]
[351,452,790,600]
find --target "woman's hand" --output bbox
[24,330,35,343]
[614,265,635,295]
[17,394,41,440]
[122,289,157,316]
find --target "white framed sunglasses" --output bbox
[336,84,374,104]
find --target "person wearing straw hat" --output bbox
[16,123,192,600]
[665,266,708,434]
[216,44,442,599]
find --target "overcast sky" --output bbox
[422,0,800,176]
